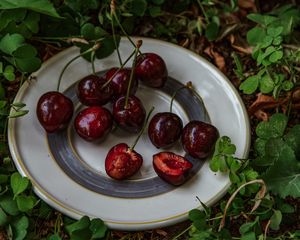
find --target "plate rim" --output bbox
[8,36,251,230]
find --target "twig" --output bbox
[218,179,267,231]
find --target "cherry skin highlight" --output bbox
[148,112,183,148]
[135,53,168,88]
[105,68,138,100]
[36,91,73,133]
[113,95,146,133]
[76,75,113,106]
[74,106,112,141]
[181,121,218,159]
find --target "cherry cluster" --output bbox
[36,43,218,186]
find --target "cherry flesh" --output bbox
[113,95,146,133]
[105,143,143,180]
[36,91,74,133]
[76,75,113,106]
[181,121,218,159]
[74,106,112,141]
[135,53,168,88]
[148,112,183,148]
[105,68,138,100]
[153,152,193,185]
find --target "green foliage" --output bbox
[0,1,298,239]
[240,5,300,98]
[0,0,61,18]
[65,216,107,240]
[253,113,300,198]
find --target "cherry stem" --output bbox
[130,106,155,151]
[110,0,142,55]
[101,49,136,89]
[170,82,209,119]
[57,44,100,92]
[91,50,96,75]
[124,40,142,109]
[170,86,186,113]
[111,17,123,66]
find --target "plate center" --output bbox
[69,86,189,180]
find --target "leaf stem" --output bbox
[57,44,100,92]
[125,40,142,109]
[171,225,192,240]
[130,106,154,151]
[196,0,209,23]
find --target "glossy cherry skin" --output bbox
[181,121,218,159]
[135,53,168,88]
[113,95,146,133]
[105,68,138,100]
[76,75,113,106]
[153,152,193,185]
[105,143,143,180]
[74,106,112,141]
[36,91,73,133]
[148,112,183,148]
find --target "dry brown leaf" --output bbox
[211,49,225,72]
[238,0,257,12]
[254,109,269,121]
[155,229,168,236]
[248,94,280,115]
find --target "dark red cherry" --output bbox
[181,121,218,159]
[148,112,183,148]
[105,143,143,180]
[105,68,138,100]
[76,75,113,106]
[153,152,193,185]
[36,91,73,133]
[135,53,168,88]
[74,106,112,141]
[113,95,146,133]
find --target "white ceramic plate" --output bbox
[8,37,250,230]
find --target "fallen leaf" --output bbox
[254,109,269,121]
[238,0,257,12]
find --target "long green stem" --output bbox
[101,50,136,89]
[124,41,141,108]
[91,50,96,75]
[171,225,192,240]
[130,107,154,151]
[57,44,99,92]
[111,17,123,66]
[113,13,136,48]
[170,86,186,113]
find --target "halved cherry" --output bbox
[153,152,193,185]
[105,143,143,180]
[105,106,154,180]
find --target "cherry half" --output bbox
[153,152,193,185]
[148,112,183,148]
[113,95,146,133]
[105,143,143,180]
[181,121,218,159]
[135,53,168,88]
[105,107,154,180]
[76,75,113,106]
[36,91,74,133]
[74,106,112,141]
[105,68,138,100]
